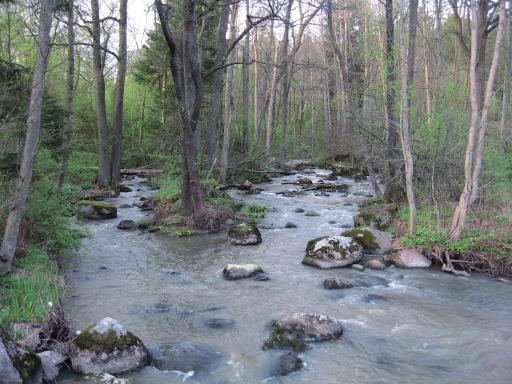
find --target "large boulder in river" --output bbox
[388,248,431,268]
[150,342,222,374]
[341,227,392,254]
[264,313,343,352]
[227,223,262,245]
[302,236,363,269]
[223,264,264,280]
[0,340,22,384]
[77,200,117,220]
[70,317,149,374]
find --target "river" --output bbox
[57,168,512,383]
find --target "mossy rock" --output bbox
[297,178,313,185]
[341,228,379,251]
[227,223,262,246]
[77,200,117,220]
[118,185,132,193]
[70,318,149,374]
[353,203,396,230]
[303,236,363,269]
[11,343,42,383]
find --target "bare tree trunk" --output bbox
[204,0,230,166]
[266,40,279,154]
[449,0,505,240]
[241,0,250,154]
[58,0,75,188]
[91,0,110,187]
[219,4,238,184]
[0,0,54,273]
[253,26,260,145]
[499,5,510,148]
[110,0,127,190]
[398,0,419,235]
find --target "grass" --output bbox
[0,248,64,333]
[240,204,267,220]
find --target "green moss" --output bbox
[136,219,151,229]
[297,178,312,185]
[341,228,378,251]
[240,204,267,220]
[263,322,307,352]
[306,237,327,253]
[74,326,140,353]
[228,223,260,237]
[176,229,192,237]
[12,344,41,382]
[78,200,115,210]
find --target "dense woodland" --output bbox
[1,0,512,337]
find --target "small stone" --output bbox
[117,220,137,230]
[119,204,132,209]
[118,185,132,193]
[323,277,353,290]
[293,208,305,213]
[150,342,222,374]
[305,211,320,217]
[366,259,386,270]
[223,264,264,280]
[284,222,297,228]
[202,318,235,330]
[38,350,66,382]
[351,263,365,271]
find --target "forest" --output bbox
[0,0,511,383]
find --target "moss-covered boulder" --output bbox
[223,264,264,280]
[9,343,42,384]
[341,227,392,254]
[302,236,363,269]
[297,177,313,185]
[227,223,262,246]
[70,317,149,374]
[77,200,117,220]
[388,248,431,268]
[263,313,343,352]
[353,201,397,230]
[0,340,22,384]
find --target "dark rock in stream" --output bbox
[264,313,343,352]
[117,220,137,230]
[77,200,117,220]
[150,342,222,374]
[284,222,297,228]
[293,208,305,213]
[323,277,353,290]
[202,318,235,330]
[119,204,133,209]
[304,210,320,217]
[272,352,303,376]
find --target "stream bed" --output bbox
[58,169,512,384]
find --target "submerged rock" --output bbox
[223,264,264,280]
[227,224,262,246]
[293,208,305,213]
[272,352,303,376]
[0,340,22,384]
[70,317,149,374]
[117,220,136,230]
[118,185,132,193]
[38,350,66,382]
[304,211,320,217]
[388,248,431,268]
[351,263,365,271]
[150,342,222,374]
[323,277,353,290]
[302,236,363,269]
[77,200,117,220]
[284,222,297,228]
[264,313,343,352]
[202,318,235,330]
[341,227,392,254]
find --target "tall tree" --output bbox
[450,0,506,240]
[398,0,419,235]
[0,0,55,273]
[58,0,75,188]
[91,0,110,187]
[110,0,128,189]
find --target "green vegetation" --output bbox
[240,204,267,220]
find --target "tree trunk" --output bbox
[449,0,505,240]
[110,0,127,190]
[204,0,230,166]
[499,3,510,148]
[266,41,279,154]
[241,0,250,154]
[58,0,75,188]
[91,0,110,187]
[253,26,260,145]
[219,3,238,184]
[0,0,54,273]
[398,0,419,235]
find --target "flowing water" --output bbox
[58,169,512,384]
